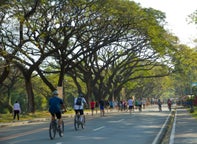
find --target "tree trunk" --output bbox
[25,78,35,113]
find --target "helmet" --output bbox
[52,90,58,95]
[79,93,83,97]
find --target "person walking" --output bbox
[13,101,21,121]
[90,99,96,116]
[158,99,162,112]
[49,90,66,129]
[167,99,172,111]
[128,97,133,114]
[99,98,105,117]
[138,98,142,112]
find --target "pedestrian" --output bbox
[99,98,105,116]
[95,101,99,114]
[13,101,21,121]
[138,98,142,112]
[90,99,96,116]
[167,99,172,111]
[128,97,133,114]
[158,99,162,112]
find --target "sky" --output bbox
[133,0,197,47]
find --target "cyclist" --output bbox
[74,93,87,122]
[49,90,66,129]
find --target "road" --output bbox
[0,106,171,144]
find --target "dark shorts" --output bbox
[51,112,61,119]
[100,105,104,110]
[129,106,133,109]
[75,109,84,115]
[14,110,20,114]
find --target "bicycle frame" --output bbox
[74,112,85,131]
[49,119,64,139]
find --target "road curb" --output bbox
[152,109,176,144]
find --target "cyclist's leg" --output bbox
[79,109,84,122]
[51,113,55,121]
[56,112,62,127]
[75,109,80,121]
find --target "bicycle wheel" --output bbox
[59,120,64,137]
[49,122,56,140]
[81,115,85,129]
[74,115,78,131]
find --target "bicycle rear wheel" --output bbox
[81,115,85,129]
[74,115,80,131]
[59,120,64,137]
[49,122,56,139]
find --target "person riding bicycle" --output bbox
[49,90,66,129]
[74,93,87,122]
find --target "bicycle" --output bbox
[74,112,85,131]
[49,110,65,140]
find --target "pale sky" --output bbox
[133,0,197,47]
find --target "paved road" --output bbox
[0,106,171,144]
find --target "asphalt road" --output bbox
[0,106,170,144]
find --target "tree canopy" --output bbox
[0,0,197,113]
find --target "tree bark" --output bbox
[25,78,35,113]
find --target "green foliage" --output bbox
[1,0,196,114]
[190,106,197,119]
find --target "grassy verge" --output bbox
[190,106,197,119]
[0,109,90,123]
[0,111,50,123]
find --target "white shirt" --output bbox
[13,102,21,111]
[74,97,87,110]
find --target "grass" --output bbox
[0,109,89,123]
[190,106,197,119]
[0,111,50,123]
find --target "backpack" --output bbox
[76,97,82,105]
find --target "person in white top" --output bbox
[13,101,21,120]
[74,93,87,122]
[128,97,133,114]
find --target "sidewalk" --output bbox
[173,108,197,144]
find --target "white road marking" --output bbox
[93,126,105,131]
[108,119,124,123]
[152,112,171,144]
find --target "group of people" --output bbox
[14,90,173,129]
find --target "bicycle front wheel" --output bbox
[59,120,64,137]
[49,122,56,140]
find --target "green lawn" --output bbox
[190,106,197,119]
[0,109,89,123]
[0,111,50,123]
